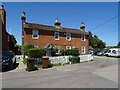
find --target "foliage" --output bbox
[88,31,106,49]
[34,60,42,68]
[65,49,72,55]
[51,63,61,67]
[69,57,80,63]
[97,41,106,50]
[52,47,64,56]
[28,48,46,58]
[117,42,120,47]
[65,49,79,56]
[22,58,27,64]
[22,44,35,56]
[9,35,17,45]
[71,49,79,56]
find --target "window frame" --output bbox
[81,34,86,41]
[82,46,86,54]
[66,46,72,50]
[32,30,39,39]
[66,33,71,41]
[112,50,116,54]
[54,32,60,40]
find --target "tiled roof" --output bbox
[24,22,89,35]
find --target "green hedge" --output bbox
[22,44,35,56]
[69,57,80,63]
[65,49,79,56]
[28,48,46,58]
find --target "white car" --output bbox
[106,48,120,57]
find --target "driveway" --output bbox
[2,56,118,88]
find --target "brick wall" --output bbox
[23,29,89,54]
[1,7,9,52]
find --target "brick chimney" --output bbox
[54,18,61,28]
[1,5,6,30]
[80,22,85,31]
[21,12,26,45]
[21,11,26,23]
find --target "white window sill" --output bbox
[55,39,60,40]
[66,39,71,41]
[32,37,39,39]
[82,40,86,41]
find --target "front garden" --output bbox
[21,44,81,69]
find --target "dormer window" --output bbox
[54,32,59,40]
[66,33,71,41]
[32,30,39,39]
[81,34,85,41]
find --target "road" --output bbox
[2,56,119,88]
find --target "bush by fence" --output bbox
[22,44,35,57]
[65,49,79,56]
[69,57,80,63]
[28,48,46,58]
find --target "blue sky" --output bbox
[2,2,118,46]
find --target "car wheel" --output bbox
[9,63,13,69]
[14,58,16,64]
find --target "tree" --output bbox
[22,44,35,58]
[117,42,120,47]
[10,35,17,45]
[97,41,106,50]
[88,31,93,47]
[88,31,106,49]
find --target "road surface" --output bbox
[2,56,119,88]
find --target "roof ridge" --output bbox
[25,22,82,31]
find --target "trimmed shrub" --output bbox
[65,49,72,55]
[71,49,79,56]
[28,48,46,58]
[69,57,80,63]
[65,49,79,56]
[22,44,35,56]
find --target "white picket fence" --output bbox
[79,54,93,62]
[49,54,93,64]
[16,54,93,64]
[49,56,70,64]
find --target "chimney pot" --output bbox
[80,22,85,31]
[22,12,25,16]
[55,18,58,22]
[54,18,61,27]
[1,5,4,9]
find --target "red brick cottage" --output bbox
[1,5,20,54]
[21,12,89,55]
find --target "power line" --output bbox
[90,15,118,31]
[42,3,115,21]
[99,29,117,37]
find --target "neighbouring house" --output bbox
[21,12,89,55]
[1,5,9,52]
[0,5,20,54]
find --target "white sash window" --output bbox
[81,35,85,41]
[66,33,71,41]
[54,32,59,40]
[32,30,39,39]
[82,46,86,54]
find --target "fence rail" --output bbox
[49,54,93,64]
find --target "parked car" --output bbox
[2,51,16,69]
[93,51,100,55]
[106,48,120,57]
[89,50,94,55]
[97,51,103,56]
[103,50,108,56]
[97,50,108,56]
